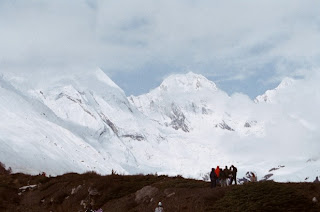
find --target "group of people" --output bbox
[210,165,238,188]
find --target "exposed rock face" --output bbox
[122,134,145,141]
[244,122,251,128]
[216,121,234,131]
[169,103,189,132]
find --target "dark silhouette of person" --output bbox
[229,165,238,185]
[210,168,217,188]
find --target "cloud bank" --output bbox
[1,0,320,96]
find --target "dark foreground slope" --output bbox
[1,171,320,212]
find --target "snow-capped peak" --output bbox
[255,77,296,103]
[277,77,295,89]
[159,72,218,92]
[93,68,121,90]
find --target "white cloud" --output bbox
[1,0,320,91]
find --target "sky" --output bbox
[1,0,320,98]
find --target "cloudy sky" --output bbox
[1,0,320,98]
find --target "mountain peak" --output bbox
[255,77,296,103]
[159,72,218,92]
[92,68,121,90]
[277,77,295,89]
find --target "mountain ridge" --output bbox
[0,70,319,183]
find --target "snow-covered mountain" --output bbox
[129,72,263,136]
[1,69,319,182]
[255,77,296,103]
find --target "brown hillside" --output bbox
[0,170,320,212]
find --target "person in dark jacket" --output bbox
[229,165,238,185]
[221,166,230,187]
[210,168,217,188]
[220,168,227,187]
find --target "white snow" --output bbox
[1,69,320,182]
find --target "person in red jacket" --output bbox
[215,166,220,186]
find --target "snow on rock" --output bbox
[129,72,262,136]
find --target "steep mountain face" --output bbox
[0,69,167,175]
[129,72,264,136]
[0,70,319,182]
[0,74,121,175]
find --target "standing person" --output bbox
[220,168,227,187]
[229,165,238,185]
[210,168,217,188]
[228,166,233,185]
[215,166,220,186]
[155,202,164,212]
[224,166,231,186]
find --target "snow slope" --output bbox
[1,70,320,182]
[0,74,123,175]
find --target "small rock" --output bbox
[88,187,100,196]
[312,197,318,203]
[19,184,37,191]
[71,185,82,195]
[135,186,159,203]
[167,192,175,198]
